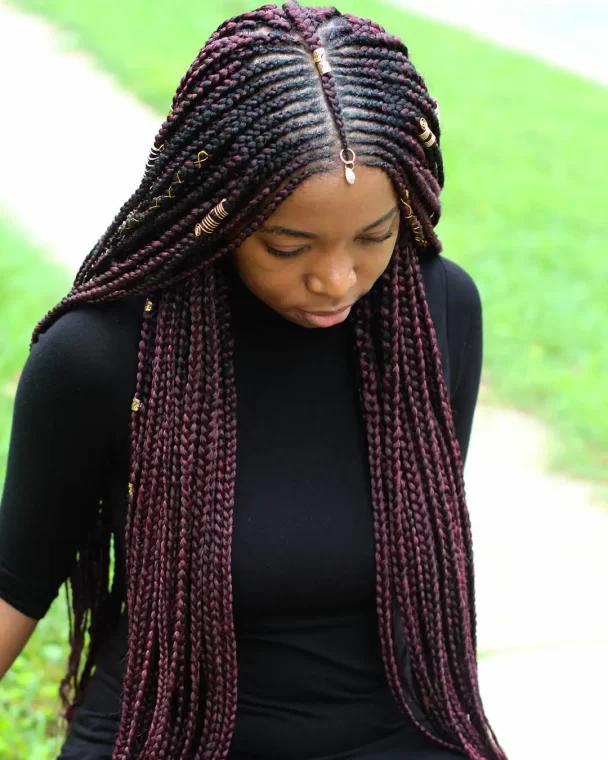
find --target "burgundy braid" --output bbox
[35,4,505,758]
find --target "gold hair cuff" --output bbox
[418,118,436,149]
[144,299,153,313]
[131,397,143,412]
[195,198,229,237]
[312,48,332,75]
[128,482,134,498]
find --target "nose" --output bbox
[305,255,357,303]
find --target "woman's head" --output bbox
[37,4,505,760]
[40,0,443,309]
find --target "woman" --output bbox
[0,2,506,758]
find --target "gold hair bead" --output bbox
[312,47,332,75]
[418,118,436,149]
[131,397,143,412]
[128,482,134,497]
[144,299,153,313]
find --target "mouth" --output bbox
[300,304,353,328]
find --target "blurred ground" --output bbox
[0,1,607,758]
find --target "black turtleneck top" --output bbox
[0,254,480,759]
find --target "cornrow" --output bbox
[283,2,351,155]
[35,3,505,758]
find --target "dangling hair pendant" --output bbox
[340,148,356,185]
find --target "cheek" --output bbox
[359,241,396,284]
[233,247,302,307]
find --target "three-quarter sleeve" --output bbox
[0,308,126,619]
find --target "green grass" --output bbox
[0,214,70,758]
[10,0,608,482]
[0,216,69,482]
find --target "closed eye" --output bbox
[265,230,395,258]
[265,245,307,258]
[358,231,395,244]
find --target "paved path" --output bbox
[467,406,607,758]
[0,2,159,272]
[392,0,608,86]
[1,2,607,758]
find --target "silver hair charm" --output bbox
[340,148,356,185]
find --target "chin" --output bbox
[283,312,314,328]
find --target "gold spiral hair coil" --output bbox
[195,198,229,236]
[201,217,219,234]
[145,143,165,174]
[213,199,229,220]
[400,192,427,246]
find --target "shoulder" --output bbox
[30,296,143,386]
[417,254,483,398]
[419,253,481,321]
[19,297,144,427]
[440,256,482,321]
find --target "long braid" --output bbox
[39,4,506,758]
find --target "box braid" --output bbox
[32,3,505,758]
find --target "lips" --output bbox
[301,305,353,328]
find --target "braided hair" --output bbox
[35,3,505,758]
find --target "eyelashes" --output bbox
[266,245,306,258]
[265,231,396,258]
[360,231,395,245]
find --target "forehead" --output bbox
[264,165,397,236]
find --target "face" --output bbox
[233,164,399,328]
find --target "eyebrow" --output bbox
[260,205,399,239]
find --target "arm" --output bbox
[0,305,129,678]
[0,597,37,679]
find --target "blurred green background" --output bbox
[1,0,607,756]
